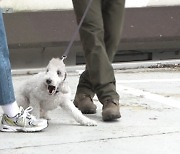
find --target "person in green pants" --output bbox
[72,0,125,121]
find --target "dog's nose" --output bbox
[46,79,52,84]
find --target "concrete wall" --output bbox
[1,0,180,13]
[1,0,180,69]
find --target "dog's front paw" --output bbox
[43,115,51,120]
[83,120,97,126]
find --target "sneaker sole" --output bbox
[0,123,48,132]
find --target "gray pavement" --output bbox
[1,62,180,154]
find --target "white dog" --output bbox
[16,58,97,126]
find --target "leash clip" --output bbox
[61,55,67,61]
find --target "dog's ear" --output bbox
[63,72,67,81]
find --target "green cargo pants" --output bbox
[72,0,125,103]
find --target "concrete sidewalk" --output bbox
[0,63,180,154]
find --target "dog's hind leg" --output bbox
[60,98,97,126]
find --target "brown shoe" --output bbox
[102,100,121,121]
[74,93,97,114]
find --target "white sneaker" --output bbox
[0,106,48,132]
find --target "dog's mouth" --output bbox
[47,85,56,95]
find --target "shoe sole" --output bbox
[0,123,48,132]
[103,114,121,121]
[81,109,96,114]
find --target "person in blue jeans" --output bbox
[0,10,48,132]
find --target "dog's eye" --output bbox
[46,69,49,73]
[57,70,61,76]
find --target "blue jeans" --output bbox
[0,10,15,105]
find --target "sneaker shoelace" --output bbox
[19,106,36,126]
